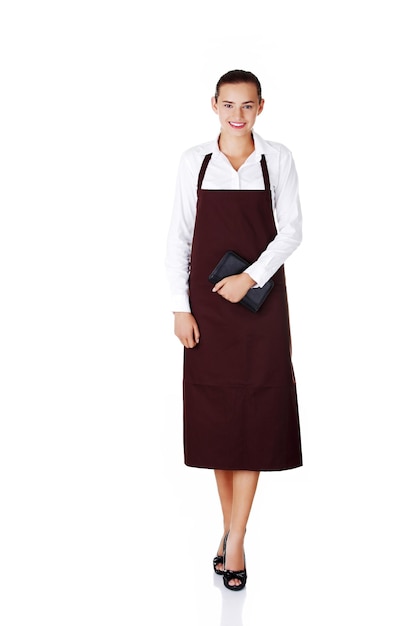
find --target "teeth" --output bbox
[230,122,245,127]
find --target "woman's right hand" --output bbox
[174,312,200,348]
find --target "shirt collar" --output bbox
[252,132,275,158]
[210,131,273,161]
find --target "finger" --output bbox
[177,334,189,348]
[212,278,226,292]
[185,335,197,349]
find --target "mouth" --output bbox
[229,122,246,129]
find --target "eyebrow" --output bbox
[221,100,256,104]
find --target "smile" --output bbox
[229,122,246,128]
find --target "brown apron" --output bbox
[183,153,302,471]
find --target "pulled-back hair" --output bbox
[214,70,262,103]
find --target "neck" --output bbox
[218,132,255,157]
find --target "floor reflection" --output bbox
[213,572,247,626]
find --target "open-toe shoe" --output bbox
[223,538,247,591]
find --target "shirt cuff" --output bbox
[245,263,269,288]
[171,294,191,313]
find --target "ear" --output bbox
[211,96,219,114]
[257,99,265,116]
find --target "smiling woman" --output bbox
[165,69,303,592]
[211,72,264,170]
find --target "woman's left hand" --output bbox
[212,272,256,303]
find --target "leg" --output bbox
[225,470,260,587]
[213,469,260,584]
[213,469,234,571]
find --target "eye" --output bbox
[243,105,253,110]
[223,103,233,108]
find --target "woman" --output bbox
[165,70,302,591]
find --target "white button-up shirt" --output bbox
[165,132,302,312]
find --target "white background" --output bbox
[1,1,416,624]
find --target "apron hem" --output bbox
[184,461,303,472]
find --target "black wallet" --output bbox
[208,250,274,313]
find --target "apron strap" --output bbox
[260,154,271,191]
[197,154,213,190]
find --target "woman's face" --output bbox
[211,82,264,139]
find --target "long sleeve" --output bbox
[165,151,199,312]
[245,148,302,287]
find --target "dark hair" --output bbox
[215,69,262,103]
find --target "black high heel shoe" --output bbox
[213,531,229,575]
[223,536,247,591]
